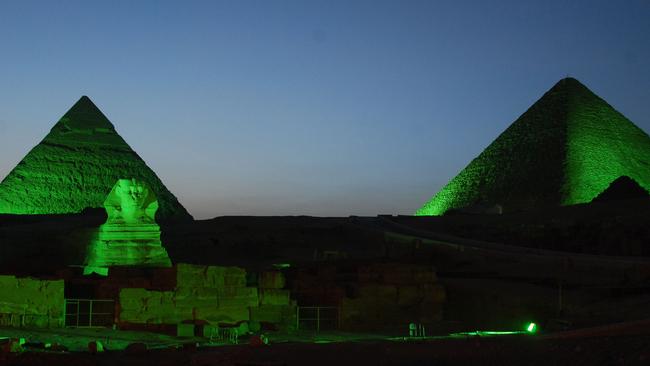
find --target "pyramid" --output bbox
[592,176,649,202]
[0,96,192,221]
[416,78,650,215]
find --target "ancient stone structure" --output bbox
[417,78,650,215]
[0,96,191,221]
[84,179,172,275]
[592,176,650,202]
[118,264,295,329]
[291,263,445,331]
[0,276,64,327]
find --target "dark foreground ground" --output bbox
[4,320,650,366]
[3,334,650,366]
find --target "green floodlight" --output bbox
[526,322,537,333]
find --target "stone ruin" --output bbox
[0,276,64,328]
[118,264,295,331]
[84,178,172,275]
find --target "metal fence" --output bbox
[296,306,339,332]
[64,299,115,328]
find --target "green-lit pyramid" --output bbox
[0,96,192,221]
[417,78,650,215]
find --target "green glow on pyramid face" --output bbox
[416,78,650,216]
[563,87,650,205]
[0,96,192,221]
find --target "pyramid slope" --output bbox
[592,176,649,202]
[417,78,650,215]
[0,96,192,221]
[563,80,650,205]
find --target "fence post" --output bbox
[316,307,320,333]
[89,300,94,327]
[296,307,300,331]
[338,306,341,330]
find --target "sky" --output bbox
[0,0,649,219]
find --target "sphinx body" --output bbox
[84,179,172,275]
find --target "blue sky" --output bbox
[0,0,649,218]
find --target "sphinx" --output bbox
[84,178,172,275]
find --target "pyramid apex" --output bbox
[49,95,116,134]
[71,95,99,109]
[553,76,585,87]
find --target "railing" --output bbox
[64,299,115,328]
[296,306,339,332]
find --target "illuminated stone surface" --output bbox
[0,275,64,327]
[84,179,172,275]
[0,96,191,221]
[417,78,650,215]
[117,264,295,327]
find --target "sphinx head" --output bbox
[105,178,158,224]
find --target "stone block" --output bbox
[224,267,246,287]
[120,288,148,300]
[259,289,290,306]
[205,266,226,288]
[249,305,284,323]
[177,323,194,337]
[0,276,64,327]
[218,287,258,307]
[176,264,207,288]
[174,287,219,307]
[358,285,397,302]
[176,264,247,289]
[421,283,446,303]
[259,271,285,289]
[119,309,156,323]
[397,285,421,306]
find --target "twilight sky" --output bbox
[0,0,649,219]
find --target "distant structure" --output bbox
[417,78,650,215]
[0,96,191,221]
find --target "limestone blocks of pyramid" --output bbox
[417,78,650,215]
[84,179,172,275]
[0,96,192,221]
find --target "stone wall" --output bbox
[342,264,445,331]
[292,263,445,332]
[251,270,295,328]
[0,275,64,327]
[118,264,295,329]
